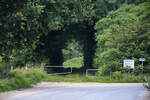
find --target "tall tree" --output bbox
[94,2,150,73]
[0,1,44,76]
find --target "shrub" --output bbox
[97,65,112,76]
[120,67,130,73]
[0,68,47,92]
[94,49,122,75]
[111,71,122,79]
[10,49,39,67]
[120,74,144,83]
[133,65,143,75]
[143,65,150,74]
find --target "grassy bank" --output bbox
[0,68,47,92]
[0,68,145,92]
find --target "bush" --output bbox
[0,68,47,92]
[133,65,143,75]
[97,65,112,76]
[120,67,131,73]
[94,49,122,75]
[119,74,144,83]
[143,65,150,74]
[111,71,122,80]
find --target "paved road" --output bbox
[0,83,149,100]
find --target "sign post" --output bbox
[123,59,135,69]
[139,58,145,66]
[123,59,135,73]
[139,58,145,74]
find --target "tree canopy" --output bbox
[94,2,150,75]
[0,0,150,75]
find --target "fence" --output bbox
[44,66,72,75]
[86,69,99,77]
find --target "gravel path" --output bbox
[0,82,149,100]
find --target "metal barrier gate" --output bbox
[44,66,72,75]
[86,69,99,77]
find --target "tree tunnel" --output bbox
[37,22,96,72]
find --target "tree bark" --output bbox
[4,58,10,77]
[3,49,11,77]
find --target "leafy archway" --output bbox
[36,22,96,71]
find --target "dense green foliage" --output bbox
[62,40,83,68]
[0,68,47,92]
[0,0,45,76]
[0,0,150,76]
[62,40,83,61]
[94,2,150,75]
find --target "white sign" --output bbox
[123,59,134,69]
[139,58,145,62]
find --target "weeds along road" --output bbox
[0,82,149,100]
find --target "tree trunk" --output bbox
[4,58,10,77]
[3,49,11,77]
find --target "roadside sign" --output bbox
[123,59,134,69]
[139,58,145,62]
[139,58,145,67]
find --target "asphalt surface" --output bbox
[0,83,149,100]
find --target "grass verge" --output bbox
[44,74,144,83]
[0,68,47,92]
[0,68,145,92]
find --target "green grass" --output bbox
[44,74,144,83]
[0,68,145,92]
[63,57,83,68]
[44,74,83,82]
[0,68,47,92]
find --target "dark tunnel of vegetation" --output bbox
[36,22,96,70]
